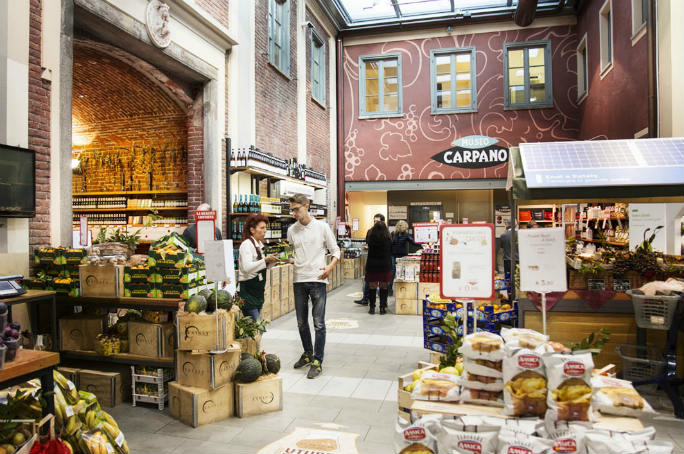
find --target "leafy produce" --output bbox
[185,295,207,314]
[264,353,281,374]
[234,315,269,339]
[566,328,611,357]
[437,313,463,370]
[235,357,262,383]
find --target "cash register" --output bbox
[0,275,27,298]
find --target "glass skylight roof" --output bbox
[332,0,566,27]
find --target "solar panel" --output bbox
[519,138,684,188]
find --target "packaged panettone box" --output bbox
[591,376,655,417]
[501,327,548,350]
[410,371,461,402]
[496,427,554,454]
[436,416,499,454]
[544,352,594,422]
[395,415,440,454]
[536,420,592,454]
[503,347,547,417]
[459,332,505,361]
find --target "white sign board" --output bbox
[413,222,439,243]
[194,210,216,254]
[518,228,567,293]
[352,218,359,231]
[629,203,684,254]
[204,240,236,294]
[495,205,511,237]
[388,205,408,220]
[440,224,495,299]
[72,230,92,248]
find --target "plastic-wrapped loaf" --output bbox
[543,352,594,422]
[591,376,655,418]
[536,419,592,454]
[394,414,441,454]
[503,345,547,417]
[410,371,461,402]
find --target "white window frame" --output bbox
[267,0,291,77]
[310,29,326,107]
[631,0,648,45]
[599,0,613,79]
[576,34,588,103]
[358,53,403,119]
[429,47,478,114]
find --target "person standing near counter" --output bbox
[287,194,340,379]
[237,214,279,321]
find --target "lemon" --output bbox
[412,369,424,382]
[439,366,459,375]
[11,432,25,446]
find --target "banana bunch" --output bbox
[54,370,80,405]
[99,420,130,454]
[79,391,100,412]
[84,430,114,454]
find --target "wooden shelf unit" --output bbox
[231,166,327,189]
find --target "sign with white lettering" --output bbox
[432,135,508,169]
[413,222,439,243]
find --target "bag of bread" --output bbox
[481,416,539,435]
[436,417,499,454]
[544,352,594,422]
[459,332,504,361]
[503,348,547,417]
[501,327,548,350]
[536,420,592,454]
[395,414,441,454]
[460,375,504,392]
[410,371,461,402]
[591,376,655,417]
[463,358,503,378]
[584,428,672,454]
[496,428,554,454]
[459,388,504,407]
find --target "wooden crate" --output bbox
[397,362,437,413]
[176,307,236,351]
[79,264,124,297]
[59,316,104,351]
[176,346,241,389]
[396,299,419,315]
[262,302,272,322]
[128,321,174,358]
[235,374,282,418]
[272,295,281,319]
[235,334,261,356]
[169,381,233,427]
[57,367,80,388]
[394,282,418,300]
[418,282,441,300]
[78,370,122,408]
[280,298,289,316]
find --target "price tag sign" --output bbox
[413,222,439,243]
[204,240,236,295]
[194,210,216,254]
[518,228,567,292]
[352,218,359,231]
[79,216,88,247]
[440,224,495,299]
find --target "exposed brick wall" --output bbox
[194,0,229,29]
[186,94,204,218]
[72,45,188,197]
[254,0,298,161]
[28,0,51,250]
[222,53,229,235]
[305,10,331,179]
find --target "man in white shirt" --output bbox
[287,193,340,379]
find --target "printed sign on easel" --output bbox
[194,210,216,254]
[440,224,495,300]
[204,240,236,295]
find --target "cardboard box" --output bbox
[418,282,441,300]
[59,316,104,351]
[264,286,272,306]
[262,303,272,322]
[396,299,419,315]
[123,283,151,298]
[123,266,149,284]
[395,282,418,300]
[57,367,80,387]
[169,381,233,427]
[176,307,236,351]
[280,299,289,316]
[235,374,283,418]
[235,334,261,356]
[79,264,124,298]
[271,286,280,307]
[288,296,294,313]
[78,370,122,408]
[272,296,281,319]
[269,267,280,286]
[176,346,240,390]
[128,321,174,358]
[280,281,289,299]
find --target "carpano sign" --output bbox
[432,135,509,169]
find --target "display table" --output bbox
[0,349,59,416]
[0,290,57,350]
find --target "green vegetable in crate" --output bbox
[234,357,262,383]
[199,288,213,300]
[207,289,233,313]
[240,353,253,361]
[265,353,281,374]
[185,294,207,314]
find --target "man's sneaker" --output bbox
[307,360,322,379]
[294,353,312,369]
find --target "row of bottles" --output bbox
[229,145,326,185]
[72,213,127,225]
[128,216,187,226]
[230,219,287,240]
[73,197,126,209]
[129,198,187,208]
[233,194,261,213]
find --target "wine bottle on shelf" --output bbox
[233,194,238,213]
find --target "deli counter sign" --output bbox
[431,135,508,169]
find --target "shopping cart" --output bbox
[617,291,684,418]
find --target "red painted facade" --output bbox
[576,1,648,140]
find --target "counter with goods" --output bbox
[395,327,674,454]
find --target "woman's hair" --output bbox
[368,219,391,243]
[395,220,409,234]
[242,214,269,240]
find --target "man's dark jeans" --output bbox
[294,282,327,363]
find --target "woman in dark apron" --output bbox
[237,214,278,320]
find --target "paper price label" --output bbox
[105,442,115,453]
[115,432,125,447]
[65,406,74,417]
[650,315,665,325]
[67,381,75,390]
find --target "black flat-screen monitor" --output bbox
[0,144,35,217]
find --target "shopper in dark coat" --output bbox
[390,220,420,294]
[365,221,393,314]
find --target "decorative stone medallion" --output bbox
[145,0,171,48]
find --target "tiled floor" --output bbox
[111,278,684,454]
